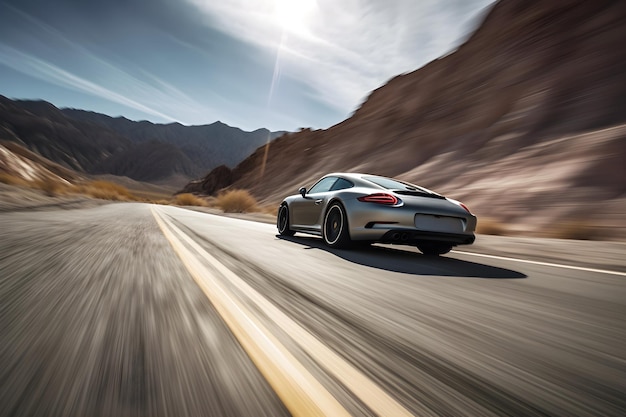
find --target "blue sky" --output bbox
[0,0,494,131]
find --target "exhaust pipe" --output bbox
[391,232,401,241]
[400,233,409,241]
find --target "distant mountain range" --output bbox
[0,96,286,185]
[186,0,626,239]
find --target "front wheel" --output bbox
[323,203,351,248]
[277,204,295,236]
[418,244,452,256]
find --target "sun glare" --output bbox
[273,0,316,35]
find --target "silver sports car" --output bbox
[277,173,476,255]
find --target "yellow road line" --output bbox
[152,207,352,417]
[152,206,418,417]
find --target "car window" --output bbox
[330,178,354,191]
[308,177,337,194]
[363,175,430,193]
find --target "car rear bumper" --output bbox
[349,226,475,246]
[378,229,475,245]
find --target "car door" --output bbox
[291,176,338,231]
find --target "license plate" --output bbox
[414,214,464,233]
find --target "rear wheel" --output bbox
[277,204,295,236]
[418,244,452,256]
[323,203,351,248]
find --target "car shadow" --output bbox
[276,235,527,279]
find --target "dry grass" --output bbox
[1,174,175,205]
[153,199,172,205]
[475,217,508,235]
[174,193,208,206]
[260,204,279,216]
[547,220,599,240]
[0,172,29,187]
[80,180,136,201]
[32,177,68,196]
[1,172,73,196]
[214,189,258,213]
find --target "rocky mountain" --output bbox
[0,140,83,185]
[0,96,132,174]
[187,0,626,239]
[0,96,286,185]
[61,109,286,174]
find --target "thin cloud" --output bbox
[0,2,221,125]
[0,45,180,122]
[186,0,495,112]
[0,0,495,130]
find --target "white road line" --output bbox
[452,250,626,277]
[152,208,416,417]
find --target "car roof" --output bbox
[319,172,442,197]
[325,172,369,180]
[324,172,426,189]
[324,172,391,182]
[320,173,391,189]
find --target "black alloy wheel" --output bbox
[323,203,351,248]
[277,204,295,236]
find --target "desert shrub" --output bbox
[153,199,172,205]
[215,189,258,213]
[174,193,208,206]
[1,172,75,196]
[83,180,135,201]
[548,220,599,240]
[476,217,507,235]
[0,172,28,187]
[33,177,66,196]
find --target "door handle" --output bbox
[315,199,323,205]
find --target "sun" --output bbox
[273,0,316,35]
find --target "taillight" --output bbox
[459,203,471,213]
[357,193,398,205]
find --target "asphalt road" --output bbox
[1,203,624,417]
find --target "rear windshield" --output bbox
[362,176,435,194]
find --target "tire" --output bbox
[323,202,351,248]
[277,204,295,236]
[418,244,452,256]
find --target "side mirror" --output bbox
[298,187,307,197]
